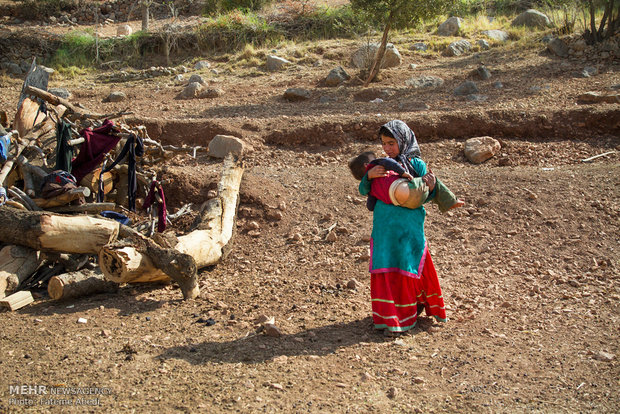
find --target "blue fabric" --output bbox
[100,211,130,225]
[360,157,435,277]
[0,134,10,162]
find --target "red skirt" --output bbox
[371,250,446,332]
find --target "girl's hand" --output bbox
[402,172,414,181]
[422,170,436,191]
[367,165,387,180]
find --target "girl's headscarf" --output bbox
[380,120,421,176]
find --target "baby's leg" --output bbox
[434,178,463,212]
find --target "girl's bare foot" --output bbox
[448,199,465,210]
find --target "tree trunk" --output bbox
[98,154,244,299]
[0,245,41,297]
[0,207,120,254]
[363,17,392,87]
[48,269,118,301]
[141,1,150,32]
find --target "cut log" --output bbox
[14,97,47,138]
[48,269,118,301]
[32,187,91,209]
[99,246,170,284]
[98,154,244,300]
[0,290,34,311]
[48,202,117,214]
[80,167,115,195]
[0,207,119,254]
[0,245,41,297]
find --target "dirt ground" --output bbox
[0,8,619,413]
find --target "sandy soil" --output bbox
[0,9,619,413]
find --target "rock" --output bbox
[277,201,286,211]
[174,74,184,83]
[267,210,283,221]
[176,82,203,99]
[325,66,350,87]
[48,87,71,99]
[579,66,598,78]
[361,372,373,381]
[475,66,491,80]
[266,55,291,71]
[198,88,223,99]
[577,92,620,104]
[103,91,126,103]
[347,279,360,290]
[208,134,245,158]
[325,231,337,242]
[77,317,87,324]
[270,383,284,390]
[405,76,444,88]
[283,88,311,102]
[454,81,479,96]
[481,29,509,41]
[547,38,569,57]
[445,39,472,56]
[349,43,402,69]
[264,323,282,337]
[188,74,206,85]
[594,351,615,362]
[464,136,501,164]
[116,24,132,36]
[246,221,260,230]
[411,42,428,51]
[5,62,23,76]
[437,17,462,36]
[511,9,550,29]
[477,39,490,50]
[387,387,398,399]
[255,315,272,324]
[413,377,425,384]
[194,60,211,70]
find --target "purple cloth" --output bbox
[71,119,121,182]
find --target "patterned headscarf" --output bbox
[380,120,421,176]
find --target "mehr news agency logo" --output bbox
[8,384,112,406]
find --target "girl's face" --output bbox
[381,135,400,158]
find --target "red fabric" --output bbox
[72,119,121,182]
[371,250,446,332]
[143,181,167,233]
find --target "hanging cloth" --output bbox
[98,134,144,211]
[142,180,167,233]
[55,120,73,173]
[72,119,121,182]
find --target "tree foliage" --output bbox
[350,0,454,30]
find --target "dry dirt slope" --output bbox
[0,137,618,413]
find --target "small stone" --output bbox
[246,221,260,230]
[347,279,359,290]
[101,329,111,337]
[325,231,337,242]
[277,201,286,211]
[413,377,425,384]
[361,372,373,381]
[264,323,282,337]
[387,387,398,399]
[77,317,87,324]
[255,315,272,324]
[270,383,284,390]
[594,351,615,362]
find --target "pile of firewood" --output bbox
[0,61,244,310]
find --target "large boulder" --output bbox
[349,43,402,69]
[464,137,501,164]
[437,17,462,36]
[481,29,509,42]
[117,24,132,37]
[208,135,245,158]
[511,9,550,29]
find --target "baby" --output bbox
[348,151,463,212]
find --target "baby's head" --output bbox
[348,151,376,181]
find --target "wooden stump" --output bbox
[0,245,41,297]
[48,269,118,301]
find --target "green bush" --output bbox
[16,0,78,20]
[203,0,274,15]
[278,5,373,41]
[196,11,283,52]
